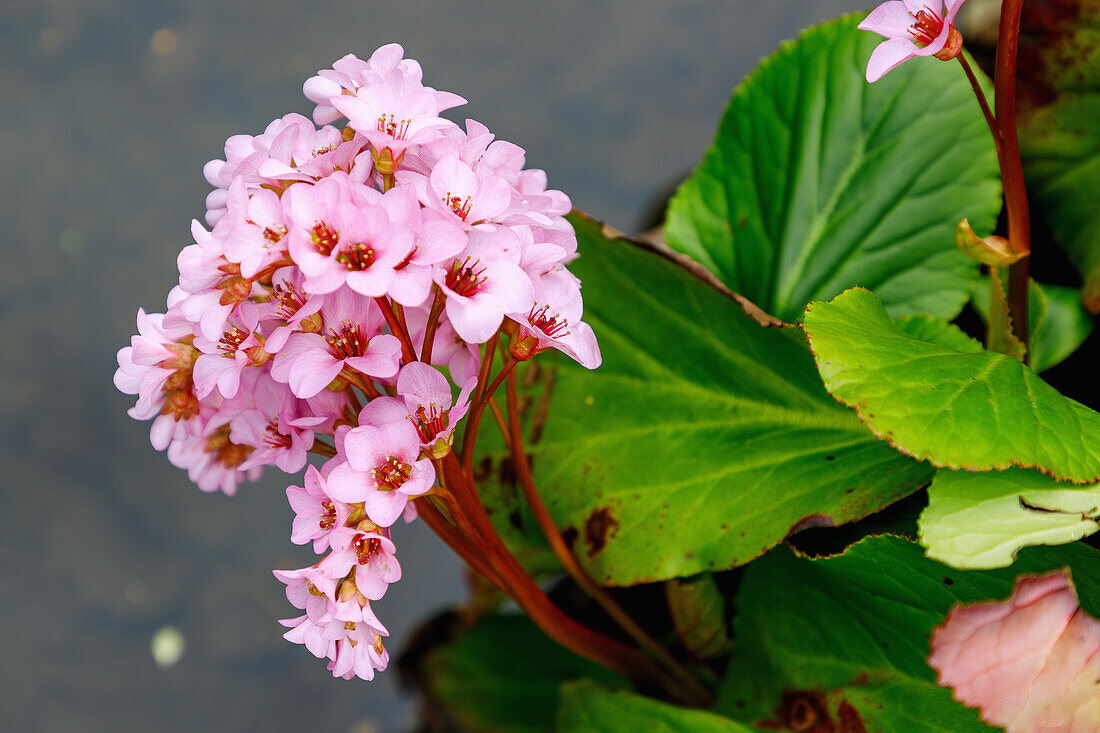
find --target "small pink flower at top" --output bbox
[326,421,436,527]
[332,72,458,174]
[360,362,477,457]
[408,153,515,230]
[859,0,967,82]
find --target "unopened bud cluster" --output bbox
[114,44,600,681]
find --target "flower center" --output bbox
[372,456,412,491]
[309,143,338,159]
[376,113,411,141]
[205,425,255,468]
[336,243,376,271]
[311,220,340,256]
[325,321,368,359]
[318,500,336,530]
[445,257,486,297]
[443,193,473,221]
[908,7,944,47]
[218,326,248,357]
[354,533,383,563]
[528,305,570,338]
[410,404,448,443]
[273,281,307,321]
[261,224,288,246]
[263,420,293,450]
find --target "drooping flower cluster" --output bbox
[114,44,600,681]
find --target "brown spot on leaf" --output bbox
[584,507,619,557]
[759,690,867,733]
[561,526,578,548]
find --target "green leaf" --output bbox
[716,535,1100,730]
[919,468,1100,569]
[969,276,1095,373]
[424,614,623,733]
[1031,282,1095,373]
[986,267,1028,360]
[557,681,753,733]
[664,573,730,661]
[803,287,1100,483]
[665,14,1001,323]
[478,215,933,586]
[1019,1,1100,313]
[894,314,983,353]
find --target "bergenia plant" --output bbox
[117,2,1100,728]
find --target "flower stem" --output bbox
[958,55,1002,157]
[420,288,447,365]
[995,0,1031,347]
[309,439,336,458]
[374,297,418,364]
[503,368,712,705]
[459,331,501,473]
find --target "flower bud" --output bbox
[956,218,1024,267]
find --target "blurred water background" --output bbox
[1,2,857,730]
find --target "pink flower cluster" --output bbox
[114,44,600,681]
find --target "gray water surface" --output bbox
[2,1,855,730]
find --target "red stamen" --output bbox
[311,221,339,256]
[445,257,486,297]
[372,457,412,491]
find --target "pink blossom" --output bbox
[435,228,535,343]
[273,564,333,622]
[262,267,324,353]
[192,303,268,399]
[510,270,601,369]
[270,288,400,398]
[410,153,515,229]
[326,421,436,527]
[167,408,262,496]
[320,528,402,601]
[284,175,415,296]
[929,571,1100,732]
[284,466,349,552]
[380,185,468,308]
[219,181,291,279]
[232,376,326,473]
[304,44,464,126]
[859,1,967,83]
[332,74,457,171]
[360,362,476,456]
[253,113,365,183]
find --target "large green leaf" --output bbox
[802,287,1100,483]
[665,14,1000,323]
[479,216,933,586]
[716,535,1100,731]
[1019,0,1100,312]
[919,468,1100,569]
[423,614,623,733]
[557,682,752,733]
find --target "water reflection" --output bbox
[2,1,854,730]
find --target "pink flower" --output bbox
[380,185,468,308]
[232,376,327,473]
[859,0,967,82]
[435,228,535,343]
[326,421,436,527]
[360,362,476,456]
[320,528,402,601]
[303,44,464,127]
[332,74,458,172]
[285,466,349,552]
[284,175,415,296]
[270,287,400,398]
[192,303,268,399]
[410,153,514,230]
[262,267,324,354]
[219,181,291,279]
[929,571,1100,732]
[510,270,601,369]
